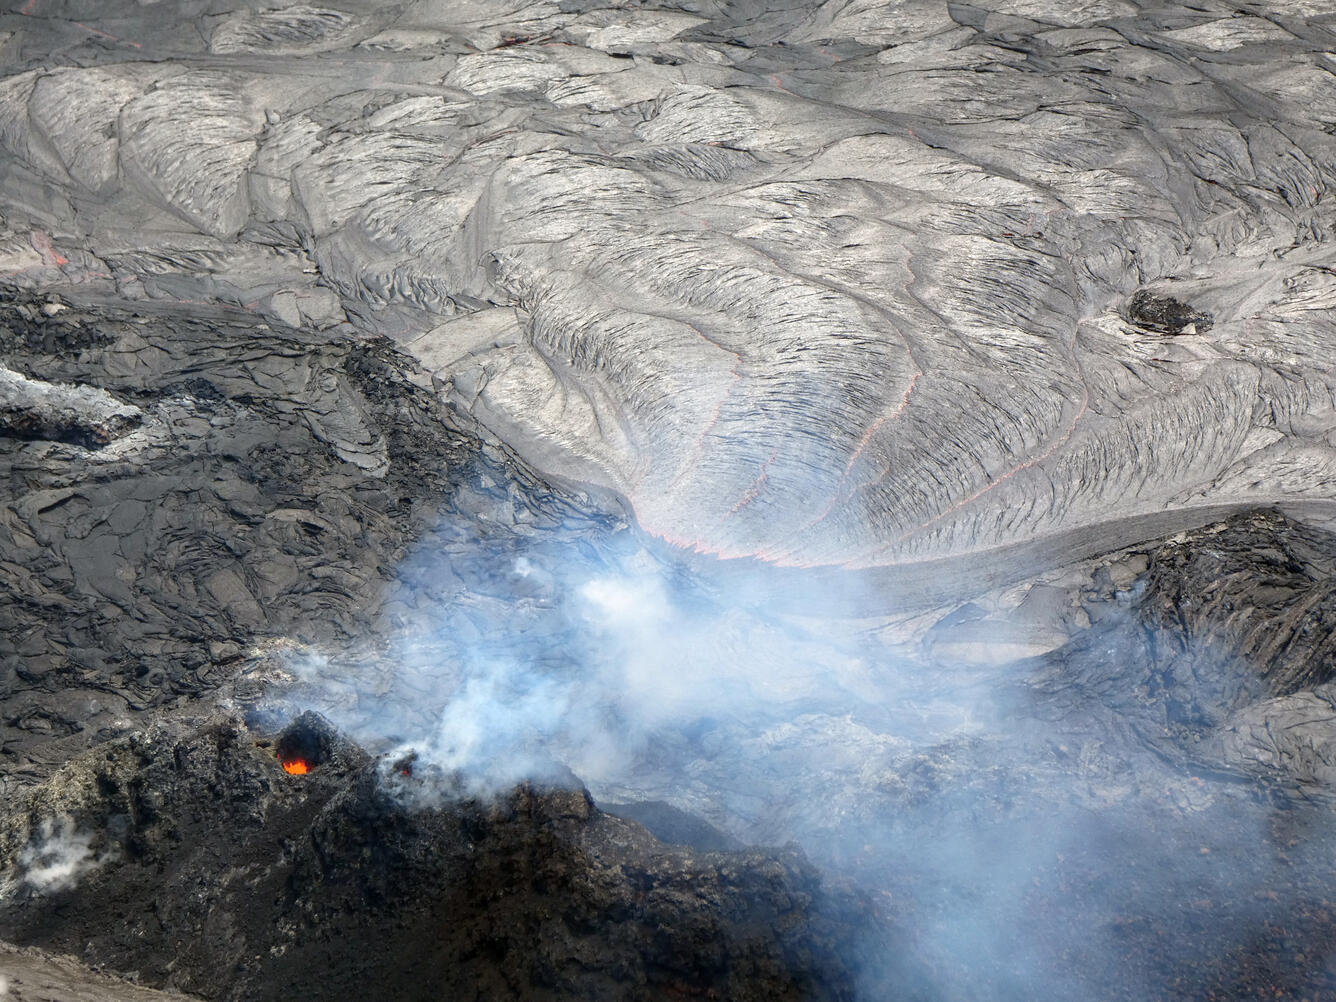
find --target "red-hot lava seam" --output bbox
[799,361,923,532]
[1,231,74,281]
[719,447,780,520]
[855,351,1090,566]
[31,231,68,268]
[73,22,142,46]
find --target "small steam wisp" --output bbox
[4,816,108,897]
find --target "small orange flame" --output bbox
[282,758,309,775]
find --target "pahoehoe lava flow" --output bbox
[3,1,1336,1001]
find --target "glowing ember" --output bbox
[281,759,309,775]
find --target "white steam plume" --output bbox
[14,816,100,894]
[275,528,1336,1001]
[290,555,859,800]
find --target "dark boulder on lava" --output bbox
[0,715,873,1002]
[1126,289,1213,336]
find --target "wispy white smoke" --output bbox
[282,539,882,804]
[16,816,100,894]
[359,560,822,798]
[416,652,576,796]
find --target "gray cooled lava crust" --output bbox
[3,0,1336,567]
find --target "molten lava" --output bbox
[281,758,310,775]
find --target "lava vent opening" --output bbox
[274,712,337,776]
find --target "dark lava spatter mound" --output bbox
[0,714,875,1002]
